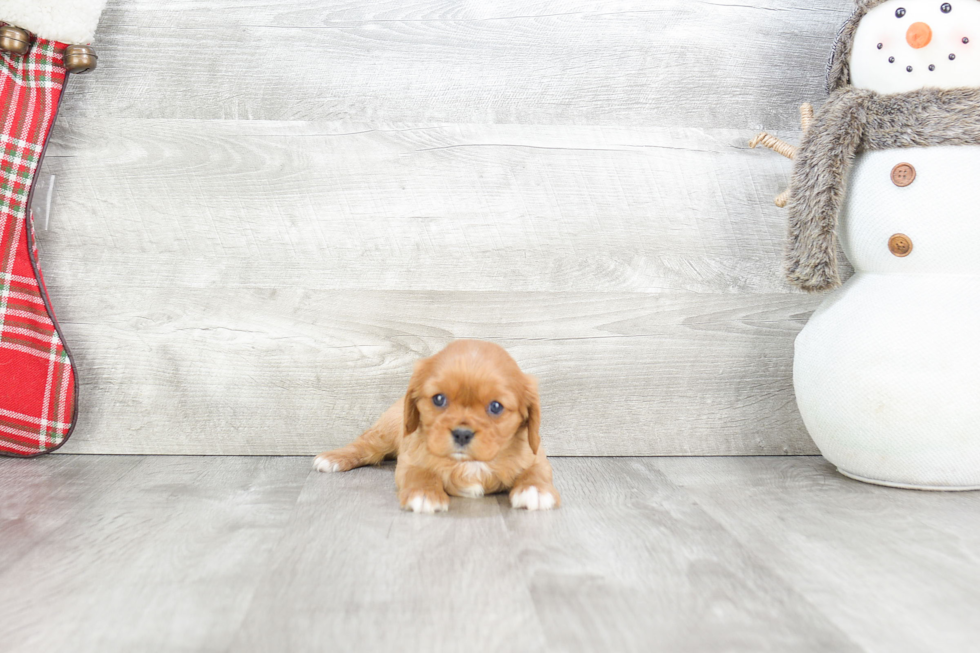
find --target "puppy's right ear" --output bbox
[403,358,430,435]
[523,375,541,455]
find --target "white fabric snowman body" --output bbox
[793,0,980,489]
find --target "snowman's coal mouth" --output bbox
[884,55,957,72]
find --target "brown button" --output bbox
[891,163,916,187]
[888,233,913,257]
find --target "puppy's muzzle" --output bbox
[451,428,475,448]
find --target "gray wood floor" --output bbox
[2,456,978,653]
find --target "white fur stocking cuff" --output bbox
[0,0,108,44]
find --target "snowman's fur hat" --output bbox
[787,0,980,291]
[826,1,892,92]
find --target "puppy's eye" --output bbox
[896,7,907,17]
[942,3,952,13]
[432,394,447,408]
[487,401,504,416]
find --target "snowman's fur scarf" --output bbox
[787,86,980,292]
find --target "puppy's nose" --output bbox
[451,428,475,447]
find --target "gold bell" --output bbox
[0,25,31,55]
[64,44,97,74]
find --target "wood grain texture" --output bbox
[52,289,821,456]
[658,457,980,653]
[41,121,806,294]
[236,456,860,653]
[66,0,852,129]
[4,455,979,652]
[0,455,310,653]
[32,0,855,454]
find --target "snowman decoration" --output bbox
[753,0,980,489]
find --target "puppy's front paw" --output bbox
[400,488,450,514]
[510,484,560,511]
[313,451,352,473]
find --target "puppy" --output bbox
[313,340,560,513]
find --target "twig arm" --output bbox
[800,103,814,134]
[751,103,814,206]
[749,132,798,160]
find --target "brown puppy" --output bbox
[314,340,560,513]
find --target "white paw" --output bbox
[313,454,341,473]
[510,486,557,511]
[405,492,449,514]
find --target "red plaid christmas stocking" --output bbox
[0,36,77,456]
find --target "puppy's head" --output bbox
[404,340,540,462]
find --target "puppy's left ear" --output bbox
[522,375,541,455]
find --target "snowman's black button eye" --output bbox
[942,3,952,13]
[929,64,936,70]
[950,53,957,59]
[907,65,914,72]
[877,42,884,49]
[889,56,896,63]
[896,7,907,17]
[964,37,970,44]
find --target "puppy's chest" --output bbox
[445,462,505,498]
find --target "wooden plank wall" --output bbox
[36,0,853,455]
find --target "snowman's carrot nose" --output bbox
[907,22,933,49]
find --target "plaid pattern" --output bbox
[0,35,77,456]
